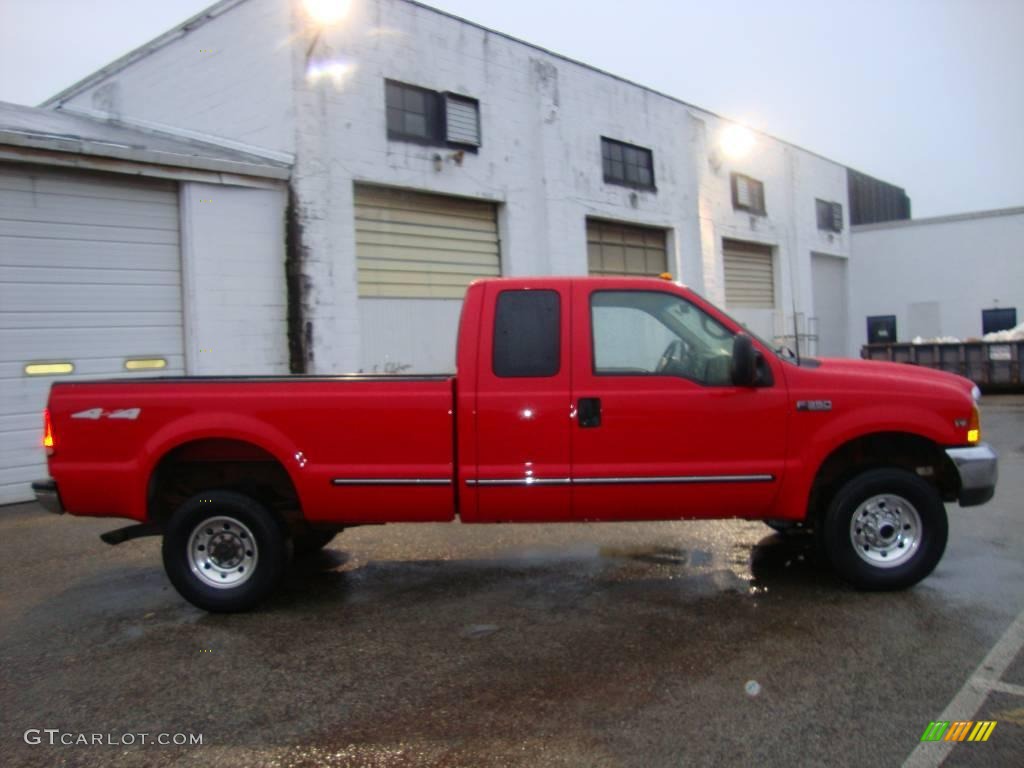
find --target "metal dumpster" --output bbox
[861,341,1024,390]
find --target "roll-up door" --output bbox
[354,184,500,299]
[0,164,184,504]
[723,239,775,309]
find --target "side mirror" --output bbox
[731,333,758,387]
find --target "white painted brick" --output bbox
[180,182,289,374]
[56,0,862,372]
[57,0,295,154]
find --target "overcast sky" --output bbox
[2,0,1021,218]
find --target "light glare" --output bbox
[306,59,354,85]
[719,124,756,160]
[304,0,351,26]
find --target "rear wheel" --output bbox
[819,468,947,590]
[162,490,289,612]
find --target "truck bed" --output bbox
[47,375,457,524]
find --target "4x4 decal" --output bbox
[71,408,141,421]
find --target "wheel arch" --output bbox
[806,431,960,527]
[146,436,303,530]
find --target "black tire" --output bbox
[819,468,947,590]
[293,529,337,557]
[161,490,290,612]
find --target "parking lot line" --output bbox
[977,679,1024,697]
[902,608,1024,767]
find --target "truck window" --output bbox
[493,289,561,377]
[591,290,735,385]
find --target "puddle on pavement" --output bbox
[597,545,711,567]
[269,529,839,612]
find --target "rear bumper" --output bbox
[31,478,65,515]
[945,443,998,507]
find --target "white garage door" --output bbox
[354,184,500,299]
[812,252,849,357]
[0,164,185,504]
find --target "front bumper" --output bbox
[945,443,998,507]
[32,478,65,515]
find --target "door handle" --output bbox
[578,397,602,428]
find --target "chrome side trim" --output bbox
[466,474,774,487]
[331,478,451,486]
[574,474,774,485]
[465,478,571,487]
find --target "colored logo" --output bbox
[920,720,997,742]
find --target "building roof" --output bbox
[852,206,1024,233]
[0,100,290,179]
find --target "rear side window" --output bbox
[493,290,560,377]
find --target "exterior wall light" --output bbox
[719,123,756,160]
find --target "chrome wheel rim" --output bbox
[188,515,258,589]
[850,494,921,569]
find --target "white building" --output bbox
[849,207,1024,355]
[39,0,908,375]
[3,0,913,504]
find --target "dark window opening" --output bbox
[982,307,1017,335]
[867,315,897,344]
[731,173,766,215]
[385,80,480,148]
[493,290,560,377]
[601,137,655,191]
[816,199,843,232]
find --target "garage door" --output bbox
[812,252,848,357]
[587,219,668,277]
[354,184,500,298]
[0,164,185,504]
[723,239,775,308]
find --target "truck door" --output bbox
[470,281,574,522]
[570,282,787,520]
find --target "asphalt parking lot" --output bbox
[2,397,1023,768]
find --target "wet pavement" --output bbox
[2,396,1024,767]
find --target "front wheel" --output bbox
[162,490,290,612]
[819,468,948,590]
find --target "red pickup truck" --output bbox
[34,277,997,612]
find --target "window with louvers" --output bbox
[816,199,843,232]
[385,79,481,148]
[445,95,480,147]
[731,173,766,215]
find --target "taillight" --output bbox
[43,408,55,456]
[967,405,980,444]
